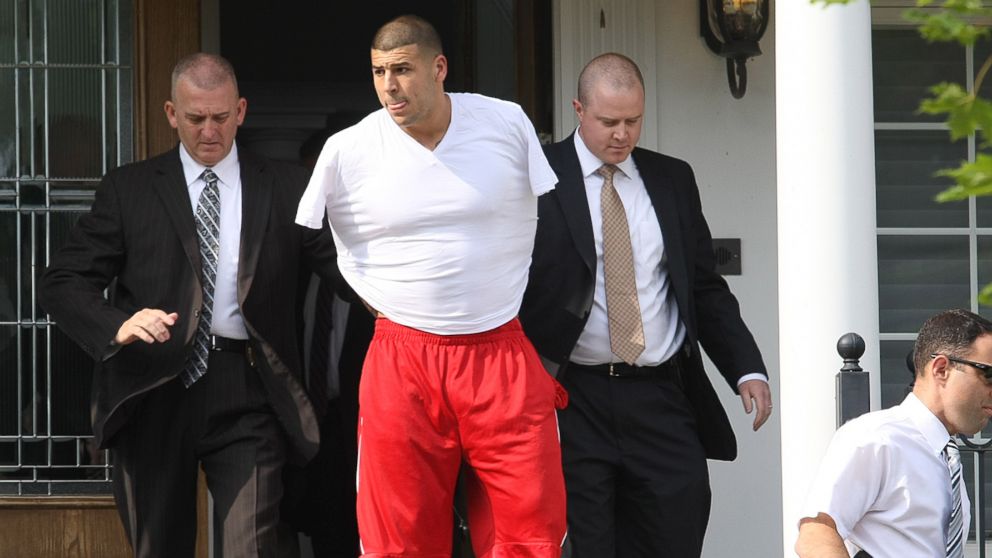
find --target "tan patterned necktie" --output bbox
[598,164,645,364]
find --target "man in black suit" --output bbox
[520,53,773,557]
[39,53,338,557]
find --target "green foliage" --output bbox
[903,7,990,46]
[979,281,992,306]
[934,154,992,201]
[919,82,992,144]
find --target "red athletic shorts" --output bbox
[356,317,567,558]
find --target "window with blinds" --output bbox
[873,28,986,407]
[0,0,132,496]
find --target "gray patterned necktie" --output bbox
[181,168,220,388]
[945,438,964,558]
[598,164,645,364]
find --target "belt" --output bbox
[209,335,248,353]
[568,355,680,378]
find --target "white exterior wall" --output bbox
[554,2,782,556]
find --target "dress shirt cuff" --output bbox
[736,373,768,388]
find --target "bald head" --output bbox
[371,15,443,58]
[577,53,644,106]
[171,53,239,100]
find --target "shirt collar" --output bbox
[902,392,954,456]
[179,142,239,189]
[573,127,637,180]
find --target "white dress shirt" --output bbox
[179,143,247,340]
[567,131,765,386]
[568,130,686,367]
[800,393,969,557]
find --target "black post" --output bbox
[836,332,870,427]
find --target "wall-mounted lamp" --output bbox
[700,0,770,99]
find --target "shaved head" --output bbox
[572,53,645,165]
[170,53,239,100]
[371,15,443,58]
[577,53,644,106]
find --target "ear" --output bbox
[930,354,952,386]
[235,97,247,126]
[433,54,448,83]
[572,99,584,122]
[164,100,179,130]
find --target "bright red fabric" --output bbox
[356,318,567,558]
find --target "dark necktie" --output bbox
[597,163,645,364]
[181,168,220,387]
[945,438,963,558]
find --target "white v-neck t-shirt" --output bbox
[296,93,557,335]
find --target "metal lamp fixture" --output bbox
[700,0,770,99]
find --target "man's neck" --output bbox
[912,384,954,435]
[403,94,452,150]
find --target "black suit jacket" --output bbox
[519,135,767,461]
[39,146,339,463]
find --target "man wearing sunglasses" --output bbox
[796,308,992,558]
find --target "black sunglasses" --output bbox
[932,353,992,378]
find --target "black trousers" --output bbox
[301,396,360,558]
[558,361,711,558]
[111,349,291,558]
[305,303,374,558]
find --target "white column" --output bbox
[777,1,880,556]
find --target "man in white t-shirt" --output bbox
[796,308,992,558]
[296,14,567,558]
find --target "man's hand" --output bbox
[796,513,849,558]
[115,309,179,345]
[739,379,772,431]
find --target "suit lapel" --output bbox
[554,135,597,274]
[237,150,272,305]
[634,149,690,315]
[152,147,202,284]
